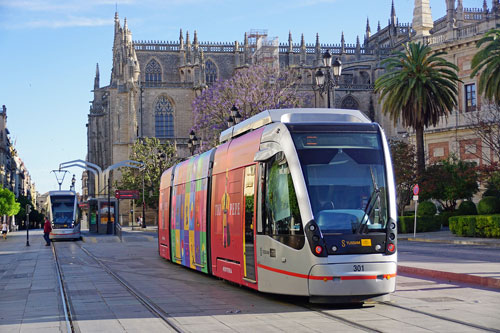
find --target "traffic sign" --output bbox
[413,184,420,195]
[115,190,140,200]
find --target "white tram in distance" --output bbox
[47,190,81,240]
[159,108,397,303]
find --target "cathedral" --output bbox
[86,0,500,223]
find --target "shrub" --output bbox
[483,188,500,199]
[457,201,477,216]
[436,211,457,227]
[478,196,500,215]
[398,215,441,233]
[450,215,500,238]
[417,201,437,216]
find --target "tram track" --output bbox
[380,301,500,332]
[75,243,183,332]
[52,242,76,333]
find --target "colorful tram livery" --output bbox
[47,190,81,240]
[159,109,397,303]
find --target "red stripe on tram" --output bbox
[258,264,397,281]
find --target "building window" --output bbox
[205,60,217,84]
[145,59,162,83]
[465,83,476,112]
[341,95,359,110]
[155,96,174,138]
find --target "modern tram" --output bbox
[47,190,81,240]
[158,108,397,303]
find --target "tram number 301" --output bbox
[353,265,365,272]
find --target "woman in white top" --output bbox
[1,221,7,240]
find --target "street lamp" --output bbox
[70,174,76,191]
[313,50,342,108]
[228,105,242,127]
[188,130,198,155]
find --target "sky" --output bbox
[0,0,486,194]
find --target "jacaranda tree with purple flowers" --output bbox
[192,65,303,149]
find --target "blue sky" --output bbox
[0,0,484,194]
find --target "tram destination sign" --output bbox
[115,190,140,200]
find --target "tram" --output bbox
[47,190,81,240]
[158,108,397,303]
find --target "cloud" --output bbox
[26,16,111,28]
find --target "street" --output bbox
[2,229,499,332]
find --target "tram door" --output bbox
[243,165,257,281]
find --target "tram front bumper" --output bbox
[308,261,397,296]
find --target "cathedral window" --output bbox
[145,59,162,83]
[340,95,359,110]
[205,59,218,84]
[155,96,174,138]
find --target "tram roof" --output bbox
[220,108,371,143]
[48,190,77,196]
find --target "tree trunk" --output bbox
[416,125,425,179]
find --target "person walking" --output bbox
[1,221,8,240]
[43,218,52,246]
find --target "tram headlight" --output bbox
[390,222,396,230]
[331,245,337,252]
[309,225,316,231]
[375,244,382,251]
[389,233,395,240]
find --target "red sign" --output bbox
[413,184,420,195]
[115,190,140,200]
[78,202,88,209]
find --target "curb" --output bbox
[399,237,500,247]
[398,265,500,290]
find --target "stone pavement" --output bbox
[0,228,66,332]
[1,226,499,332]
[399,230,500,289]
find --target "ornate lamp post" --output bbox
[227,105,242,127]
[187,130,198,155]
[313,50,342,108]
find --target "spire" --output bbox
[300,33,305,49]
[390,0,397,26]
[288,31,293,52]
[193,30,198,46]
[123,17,128,31]
[179,28,184,50]
[483,0,488,12]
[413,0,434,38]
[186,30,191,46]
[377,21,381,31]
[114,11,120,33]
[356,35,360,47]
[365,17,371,40]
[94,63,100,90]
[315,33,320,47]
[244,32,248,46]
[341,31,345,45]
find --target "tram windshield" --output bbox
[51,195,76,225]
[291,128,388,234]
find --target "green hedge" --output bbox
[449,215,500,238]
[398,215,441,233]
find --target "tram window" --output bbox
[262,153,304,250]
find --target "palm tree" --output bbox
[375,42,460,178]
[470,27,500,104]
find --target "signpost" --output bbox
[115,190,140,200]
[413,184,419,238]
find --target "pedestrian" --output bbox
[1,221,8,240]
[43,218,52,246]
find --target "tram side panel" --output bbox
[159,167,174,260]
[210,129,263,289]
[170,153,212,273]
